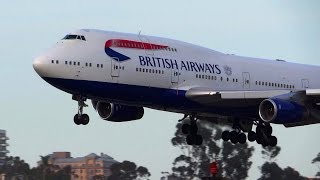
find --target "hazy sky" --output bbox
[1,0,320,179]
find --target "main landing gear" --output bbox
[72,95,90,125]
[180,115,203,145]
[221,120,277,147]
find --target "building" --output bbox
[41,152,118,180]
[0,130,9,167]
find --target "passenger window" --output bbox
[77,36,81,40]
[227,77,229,82]
[221,77,223,81]
[51,60,54,64]
[69,61,72,65]
[65,61,67,65]
[73,62,76,65]
[81,36,86,41]
[56,60,59,64]
[97,64,100,68]
[77,62,80,66]
[85,63,88,67]
[101,64,103,68]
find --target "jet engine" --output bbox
[94,101,144,122]
[259,98,308,124]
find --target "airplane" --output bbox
[33,29,320,147]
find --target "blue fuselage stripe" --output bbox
[42,77,259,118]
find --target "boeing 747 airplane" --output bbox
[33,29,320,147]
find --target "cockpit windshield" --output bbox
[62,34,86,41]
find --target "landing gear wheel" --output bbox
[74,115,82,125]
[186,135,195,145]
[230,131,238,144]
[195,135,203,145]
[238,133,247,144]
[264,124,273,136]
[221,131,230,141]
[269,136,277,147]
[81,114,90,125]
[181,124,190,135]
[189,123,198,135]
[248,131,256,142]
[256,135,262,145]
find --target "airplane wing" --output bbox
[186,87,320,127]
[185,87,292,104]
[186,87,320,104]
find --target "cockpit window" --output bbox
[63,34,77,40]
[62,34,86,41]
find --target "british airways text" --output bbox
[139,56,221,74]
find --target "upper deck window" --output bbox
[63,34,86,41]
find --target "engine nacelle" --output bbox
[96,102,144,122]
[259,98,308,124]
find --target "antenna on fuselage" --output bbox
[138,30,142,36]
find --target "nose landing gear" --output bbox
[73,95,90,125]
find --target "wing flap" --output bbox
[186,87,291,104]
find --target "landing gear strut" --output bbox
[72,95,90,125]
[181,115,203,145]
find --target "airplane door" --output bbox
[138,35,154,56]
[171,68,179,83]
[243,72,250,89]
[111,57,120,77]
[302,79,309,89]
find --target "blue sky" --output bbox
[0,0,320,179]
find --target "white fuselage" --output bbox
[33,29,320,119]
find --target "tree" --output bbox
[163,120,255,180]
[107,160,151,180]
[0,156,30,179]
[31,155,71,180]
[312,152,320,177]
[93,174,107,180]
[259,146,305,180]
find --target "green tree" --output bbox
[312,152,320,177]
[0,156,30,179]
[107,160,151,180]
[163,121,254,180]
[31,155,71,180]
[259,146,305,180]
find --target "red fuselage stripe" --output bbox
[105,39,168,50]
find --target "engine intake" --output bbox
[96,102,144,122]
[259,98,307,124]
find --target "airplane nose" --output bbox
[33,56,46,77]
